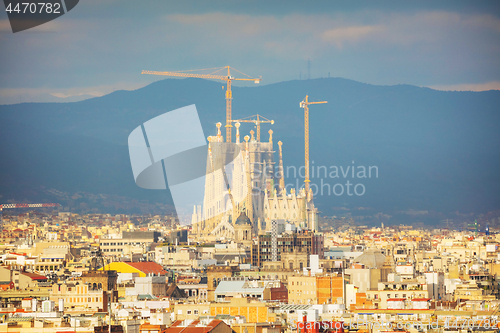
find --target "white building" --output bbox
[424,271,445,300]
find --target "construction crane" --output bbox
[468,219,479,236]
[141,66,261,143]
[299,95,327,196]
[231,114,274,142]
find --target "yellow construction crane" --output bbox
[141,66,261,143]
[300,95,327,196]
[231,114,274,142]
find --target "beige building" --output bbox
[173,302,211,320]
[49,282,109,312]
[288,276,317,304]
[345,268,382,293]
[365,280,429,309]
[0,266,47,290]
[454,281,497,301]
[207,265,239,302]
[239,268,296,283]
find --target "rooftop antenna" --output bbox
[307,58,311,80]
[440,219,453,229]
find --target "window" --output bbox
[194,310,198,315]
[187,310,192,315]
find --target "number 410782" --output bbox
[5,2,61,14]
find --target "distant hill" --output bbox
[0,78,499,221]
[0,93,95,105]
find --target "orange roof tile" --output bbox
[21,272,48,281]
[166,320,223,333]
[127,262,168,275]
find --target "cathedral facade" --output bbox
[191,121,318,241]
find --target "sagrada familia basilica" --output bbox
[191,121,318,242]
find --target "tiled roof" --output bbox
[138,294,157,300]
[279,304,311,311]
[166,320,224,333]
[127,262,167,275]
[214,280,246,293]
[166,283,186,298]
[21,272,48,281]
[214,314,233,320]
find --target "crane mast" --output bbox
[278,141,285,191]
[300,95,327,196]
[226,76,232,142]
[142,66,261,143]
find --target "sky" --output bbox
[0,0,499,104]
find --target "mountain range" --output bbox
[1,78,499,224]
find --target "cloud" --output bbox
[160,10,500,86]
[321,25,384,48]
[428,81,500,92]
[0,81,151,104]
[163,10,500,55]
[0,18,62,34]
[1,6,499,95]
[0,19,10,32]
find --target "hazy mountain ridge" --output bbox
[0,78,499,220]
[0,93,96,105]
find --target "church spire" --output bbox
[278,141,285,192]
[235,122,241,144]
